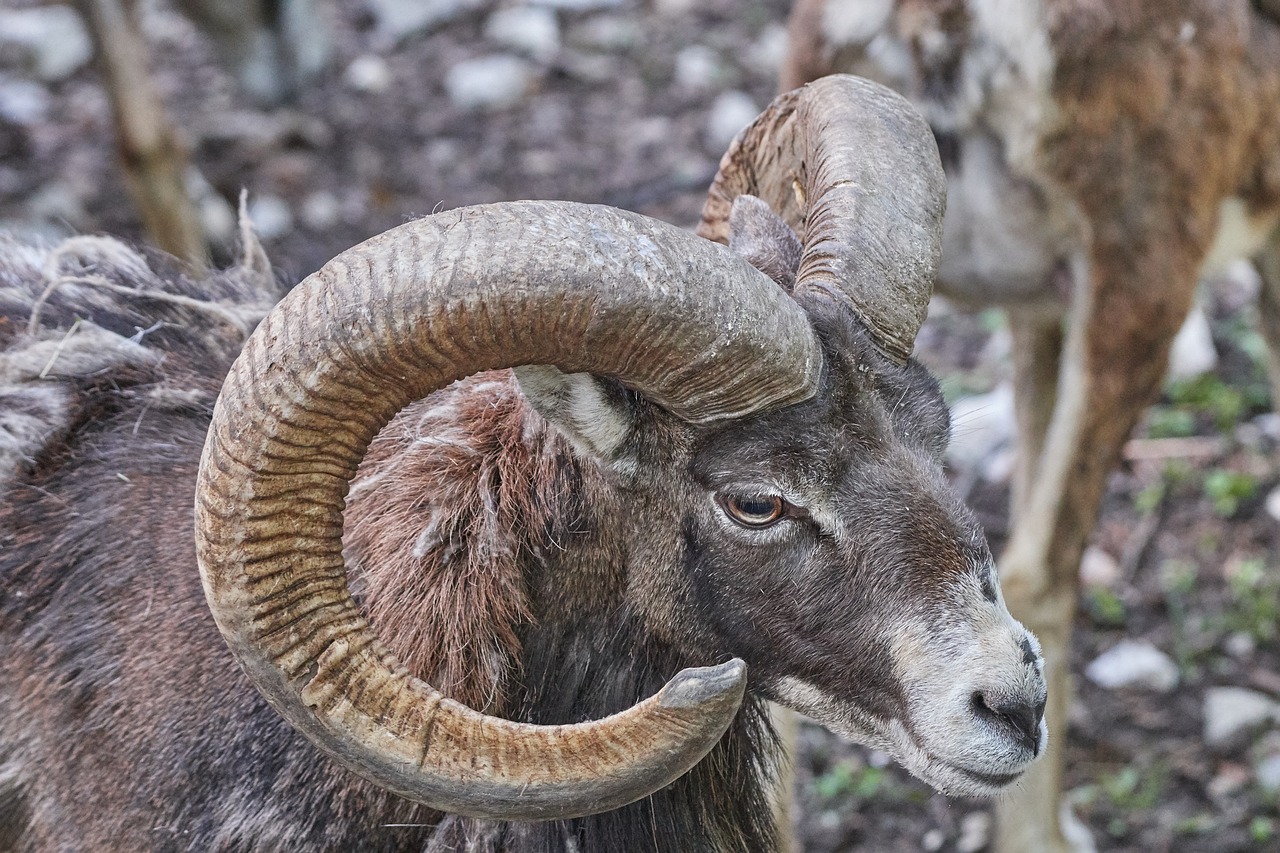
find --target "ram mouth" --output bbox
[947,764,1024,790]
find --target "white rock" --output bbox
[527,0,624,11]
[653,0,697,14]
[922,828,945,851]
[0,6,94,82]
[705,90,759,152]
[485,6,560,61]
[674,44,721,91]
[947,381,1017,474]
[1224,631,1256,659]
[1256,413,1280,442]
[1203,687,1278,748]
[186,170,236,246]
[1085,640,1180,692]
[956,812,992,853]
[1079,546,1121,588]
[301,191,341,231]
[1266,484,1280,523]
[0,77,50,126]
[1256,754,1280,791]
[823,0,894,45]
[343,54,392,94]
[1166,303,1217,380]
[367,0,484,43]
[444,55,536,111]
[569,16,639,52]
[246,195,293,241]
[751,23,791,74]
[27,180,87,228]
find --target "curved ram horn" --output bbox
[697,74,946,364]
[194,201,822,820]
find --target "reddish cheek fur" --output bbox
[343,370,552,714]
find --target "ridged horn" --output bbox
[697,74,946,364]
[194,200,821,820]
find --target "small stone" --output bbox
[186,170,237,246]
[1203,687,1278,748]
[0,77,50,126]
[0,6,94,82]
[246,195,293,241]
[653,0,697,14]
[300,191,341,231]
[1085,640,1180,692]
[367,0,484,43]
[568,16,639,52]
[526,0,623,11]
[343,54,392,93]
[1207,762,1251,798]
[751,23,791,74]
[822,0,894,45]
[1224,631,1257,659]
[922,828,946,851]
[1167,304,1218,380]
[27,180,87,229]
[1255,754,1280,792]
[956,812,992,853]
[674,45,721,91]
[1256,413,1280,442]
[1079,546,1122,588]
[1266,485,1280,523]
[947,382,1017,476]
[485,6,560,61]
[444,55,536,111]
[705,90,759,151]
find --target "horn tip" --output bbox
[658,659,748,711]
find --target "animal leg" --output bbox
[1255,228,1280,410]
[1006,305,1064,521]
[994,243,1202,853]
[768,703,797,853]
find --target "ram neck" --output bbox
[345,371,779,851]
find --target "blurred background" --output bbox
[2,0,1279,849]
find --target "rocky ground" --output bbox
[3,1,1280,850]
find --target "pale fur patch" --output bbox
[821,0,894,46]
[772,566,1046,798]
[1201,197,1280,277]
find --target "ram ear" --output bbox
[514,365,640,465]
[729,194,802,292]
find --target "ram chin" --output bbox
[772,676,1031,799]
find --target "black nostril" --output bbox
[971,691,1043,754]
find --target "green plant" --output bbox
[1223,557,1280,643]
[1203,468,1258,517]
[1160,559,1204,673]
[1166,374,1248,432]
[1132,480,1166,514]
[1146,406,1198,439]
[1084,586,1126,628]
[814,761,883,801]
[1250,816,1275,843]
[1100,762,1168,811]
[1172,813,1216,835]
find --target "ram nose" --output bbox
[971,690,1045,756]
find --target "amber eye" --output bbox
[720,494,787,528]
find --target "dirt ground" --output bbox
[3,0,1280,850]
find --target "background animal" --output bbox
[782,1,1280,849]
[0,77,1045,851]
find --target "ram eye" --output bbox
[719,494,787,528]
